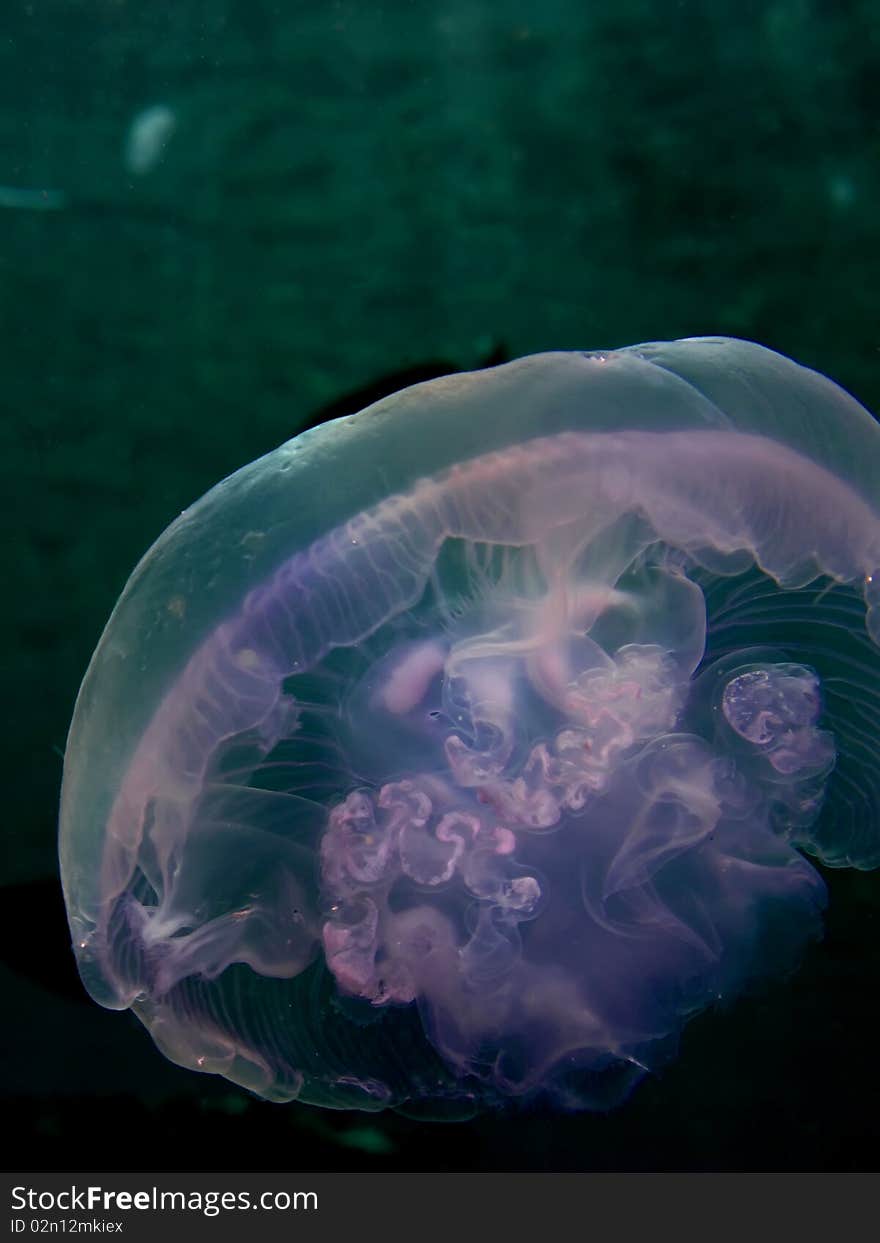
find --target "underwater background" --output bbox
[2,0,878,1170]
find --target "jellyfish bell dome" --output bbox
[59,337,880,1111]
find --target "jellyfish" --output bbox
[124,104,177,177]
[58,338,880,1112]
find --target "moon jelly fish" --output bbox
[59,338,880,1111]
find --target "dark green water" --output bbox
[2,0,878,1171]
